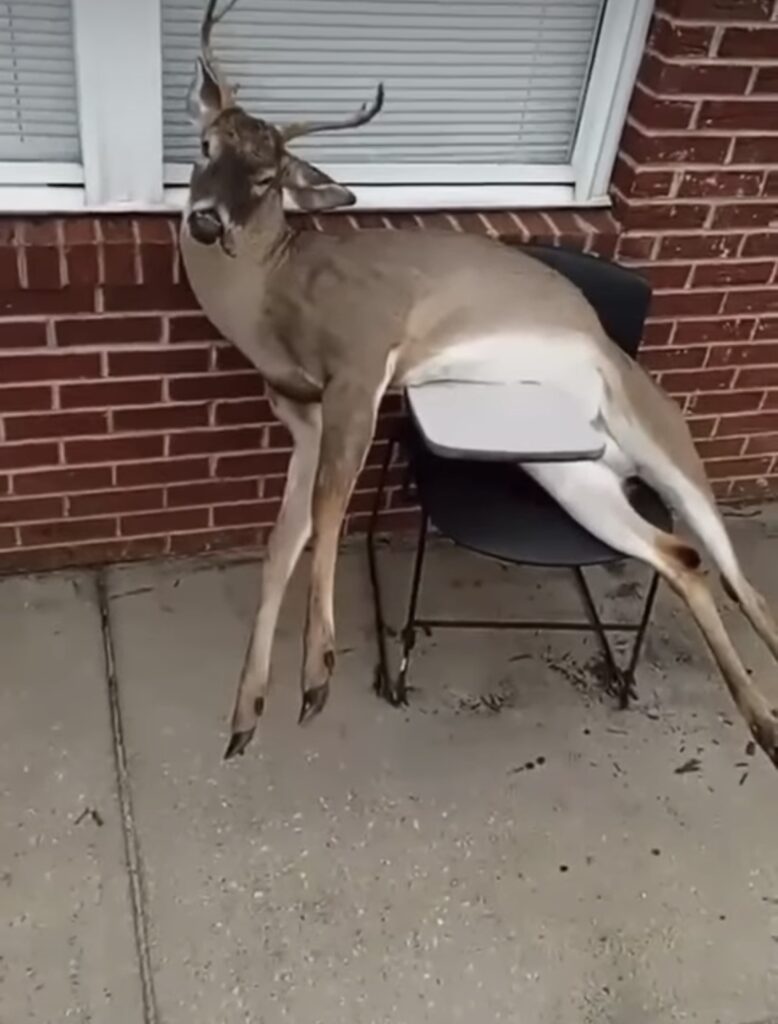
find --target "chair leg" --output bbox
[573,566,628,703]
[366,438,397,704]
[623,571,660,708]
[395,512,429,706]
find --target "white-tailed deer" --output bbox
[181,0,778,768]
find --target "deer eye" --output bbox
[201,137,210,158]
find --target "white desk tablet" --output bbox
[406,380,605,462]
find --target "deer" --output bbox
[179,0,778,769]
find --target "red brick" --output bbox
[61,379,162,410]
[745,433,778,454]
[0,442,59,470]
[617,235,657,260]
[0,321,48,348]
[621,124,730,166]
[102,244,137,285]
[630,87,695,131]
[0,247,19,288]
[641,54,752,96]
[136,217,175,244]
[168,427,262,456]
[215,451,290,478]
[108,348,209,377]
[719,27,778,58]
[731,138,778,163]
[741,234,778,258]
[662,368,735,394]
[214,399,274,425]
[689,417,717,439]
[346,508,420,537]
[696,437,745,460]
[69,488,164,517]
[5,411,107,442]
[140,243,174,284]
[691,390,764,414]
[113,404,209,433]
[0,288,94,316]
[0,496,63,524]
[657,0,773,17]
[619,204,709,232]
[763,172,778,198]
[213,500,280,527]
[168,373,263,401]
[0,385,53,414]
[724,289,778,314]
[612,159,674,199]
[167,527,261,556]
[650,18,715,57]
[650,291,723,317]
[706,456,773,479]
[636,263,692,290]
[640,347,707,372]
[13,466,112,496]
[21,517,117,546]
[673,318,755,344]
[24,246,61,289]
[0,352,99,383]
[699,100,778,131]
[0,535,169,571]
[0,525,15,548]
[65,435,164,464]
[678,172,763,200]
[99,218,134,243]
[657,234,742,260]
[215,346,254,372]
[167,479,258,507]
[767,392,778,409]
[692,261,774,287]
[737,366,778,386]
[708,342,778,365]
[63,218,96,244]
[120,508,209,537]
[753,67,778,94]
[169,314,220,343]
[642,321,675,347]
[716,411,778,434]
[712,203,778,229]
[22,221,58,246]
[65,245,99,286]
[102,283,197,312]
[55,315,162,347]
[116,457,210,487]
[756,318,778,338]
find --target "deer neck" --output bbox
[179,195,292,352]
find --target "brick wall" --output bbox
[0,0,777,572]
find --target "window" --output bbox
[0,0,653,212]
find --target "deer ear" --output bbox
[186,58,222,128]
[280,154,355,212]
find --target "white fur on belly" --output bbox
[401,330,605,421]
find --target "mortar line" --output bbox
[95,569,159,1024]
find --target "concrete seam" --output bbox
[95,569,159,1024]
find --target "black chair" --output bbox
[366,243,672,709]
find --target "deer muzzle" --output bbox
[188,207,224,247]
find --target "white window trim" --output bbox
[0,0,652,215]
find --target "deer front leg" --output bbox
[225,394,321,759]
[298,378,384,725]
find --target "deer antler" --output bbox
[200,0,240,101]
[280,83,385,143]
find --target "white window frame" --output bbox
[0,0,652,214]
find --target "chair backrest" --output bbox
[520,243,652,359]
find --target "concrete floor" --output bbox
[3,509,778,1024]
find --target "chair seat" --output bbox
[408,432,672,567]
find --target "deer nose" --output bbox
[188,208,224,246]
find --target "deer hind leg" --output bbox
[522,457,778,769]
[225,394,321,759]
[298,376,387,725]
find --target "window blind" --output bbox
[161,0,605,175]
[0,0,80,162]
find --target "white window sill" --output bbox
[0,183,611,215]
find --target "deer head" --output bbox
[185,0,384,251]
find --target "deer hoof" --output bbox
[223,727,256,760]
[298,683,329,725]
